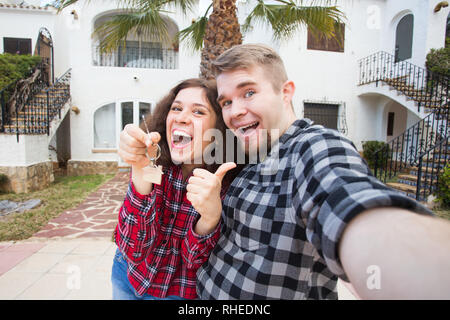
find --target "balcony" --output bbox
[92,44,178,70]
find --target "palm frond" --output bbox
[178,16,208,52]
[53,0,80,11]
[244,0,345,41]
[93,10,171,53]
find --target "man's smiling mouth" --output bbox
[237,121,259,136]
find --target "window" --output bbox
[307,23,345,52]
[94,103,116,148]
[395,14,414,62]
[387,112,395,136]
[121,101,134,130]
[304,103,339,130]
[119,41,163,68]
[3,37,32,55]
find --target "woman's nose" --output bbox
[174,109,191,124]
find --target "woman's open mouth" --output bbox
[171,129,193,149]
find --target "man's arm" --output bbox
[339,207,450,299]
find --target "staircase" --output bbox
[359,51,449,201]
[0,68,71,141]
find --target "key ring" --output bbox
[142,115,161,166]
[147,143,161,166]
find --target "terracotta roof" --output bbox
[0,2,52,11]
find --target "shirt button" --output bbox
[170,214,175,219]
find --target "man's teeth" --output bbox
[238,122,259,134]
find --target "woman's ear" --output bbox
[282,80,295,108]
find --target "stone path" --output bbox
[31,172,129,239]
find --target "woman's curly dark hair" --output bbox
[141,78,243,188]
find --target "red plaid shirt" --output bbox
[114,165,222,299]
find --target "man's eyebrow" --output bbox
[217,81,257,104]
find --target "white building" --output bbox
[0,0,448,194]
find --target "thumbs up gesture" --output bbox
[186,162,236,235]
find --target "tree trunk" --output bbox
[200,0,242,79]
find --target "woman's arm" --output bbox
[115,177,161,265]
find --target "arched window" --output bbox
[92,11,179,69]
[94,103,116,148]
[395,14,414,62]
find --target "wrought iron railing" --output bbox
[358,51,449,113]
[0,68,71,141]
[92,46,178,69]
[359,51,449,200]
[415,137,449,201]
[0,61,48,133]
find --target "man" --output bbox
[196,44,450,299]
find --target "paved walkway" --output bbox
[32,172,129,239]
[0,171,357,300]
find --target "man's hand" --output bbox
[187,162,236,235]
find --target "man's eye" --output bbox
[222,100,231,108]
[244,90,255,98]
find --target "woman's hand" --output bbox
[118,124,161,194]
[186,162,236,235]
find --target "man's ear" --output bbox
[281,80,295,108]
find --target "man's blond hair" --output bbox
[211,44,288,92]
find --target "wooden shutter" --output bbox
[307,23,345,52]
[3,37,32,55]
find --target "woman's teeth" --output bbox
[172,130,192,145]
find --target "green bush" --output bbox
[425,42,450,77]
[362,140,391,170]
[436,164,450,208]
[0,53,41,91]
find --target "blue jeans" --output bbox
[111,247,186,300]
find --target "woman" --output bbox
[111,78,241,300]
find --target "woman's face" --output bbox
[166,87,217,166]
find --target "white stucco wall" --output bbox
[51,0,203,162]
[1,0,448,166]
[0,6,55,54]
[0,134,50,166]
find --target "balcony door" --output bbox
[118,100,153,167]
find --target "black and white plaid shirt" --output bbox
[197,119,431,300]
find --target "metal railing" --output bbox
[92,46,178,69]
[0,68,71,141]
[359,51,449,200]
[0,61,48,134]
[358,51,449,113]
[416,137,449,201]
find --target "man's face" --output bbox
[216,65,292,155]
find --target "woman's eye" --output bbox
[244,90,255,98]
[171,105,181,111]
[193,109,205,115]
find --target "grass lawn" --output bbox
[0,174,114,241]
[433,207,450,221]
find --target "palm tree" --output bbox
[54,0,345,79]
